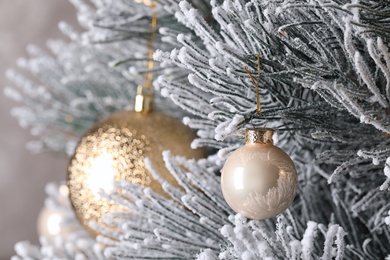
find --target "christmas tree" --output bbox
[6,0,390,259]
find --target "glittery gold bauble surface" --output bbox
[221,128,297,220]
[67,110,206,236]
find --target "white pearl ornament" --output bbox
[221,128,297,219]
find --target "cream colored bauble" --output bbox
[67,109,206,236]
[221,128,297,219]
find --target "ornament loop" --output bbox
[144,0,158,92]
[244,54,262,114]
[134,0,158,112]
[245,128,273,144]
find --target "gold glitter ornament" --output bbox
[221,128,297,219]
[67,108,206,236]
[67,1,206,236]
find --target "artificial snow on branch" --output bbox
[7,0,390,259]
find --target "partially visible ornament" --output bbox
[221,128,297,219]
[37,185,77,242]
[67,87,206,236]
[37,206,64,240]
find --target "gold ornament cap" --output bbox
[134,86,153,113]
[245,128,274,144]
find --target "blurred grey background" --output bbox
[0,1,77,258]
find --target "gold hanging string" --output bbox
[144,0,158,94]
[134,0,158,113]
[244,54,261,114]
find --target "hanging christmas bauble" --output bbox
[67,104,206,236]
[221,128,297,219]
[37,204,75,242]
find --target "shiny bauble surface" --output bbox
[221,141,297,220]
[67,110,206,236]
[37,205,75,242]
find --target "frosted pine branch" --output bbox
[4,0,197,154]
[12,183,101,260]
[7,0,390,259]
[156,0,390,258]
